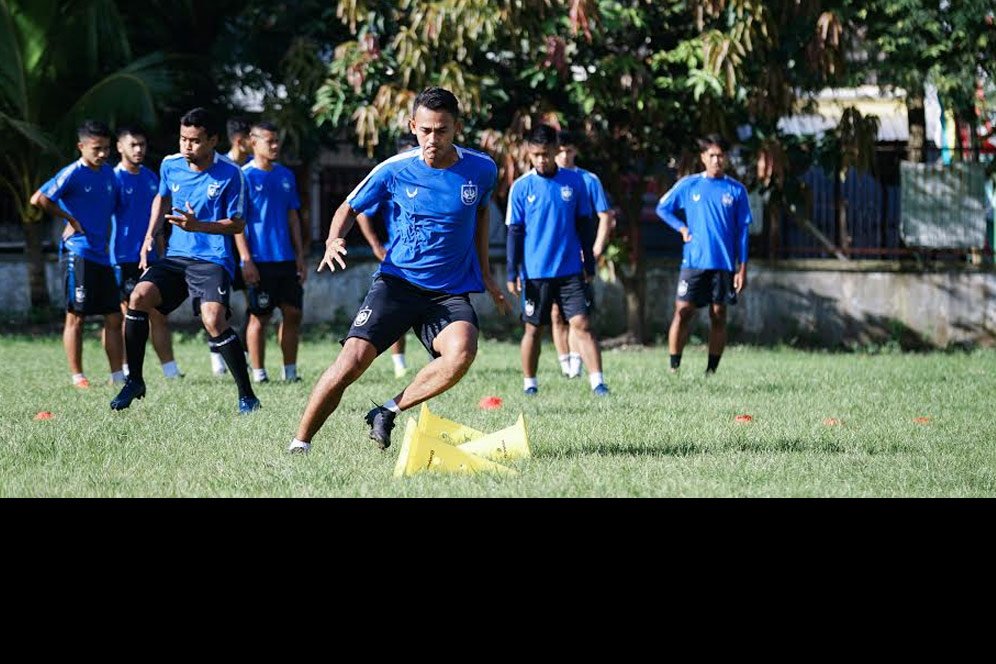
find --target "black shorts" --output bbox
[676,268,737,307]
[63,254,119,316]
[140,257,232,317]
[247,261,303,315]
[343,273,478,358]
[522,273,592,326]
[114,262,144,303]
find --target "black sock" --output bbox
[706,354,722,373]
[124,309,149,382]
[210,328,255,399]
[670,354,682,370]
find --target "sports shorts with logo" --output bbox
[343,273,478,358]
[63,254,119,316]
[139,256,232,317]
[114,262,145,302]
[676,268,737,307]
[246,260,303,316]
[521,273,591,326]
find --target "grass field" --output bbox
[1,329,994,497]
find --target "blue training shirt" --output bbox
[346,145,498,294]
[111,165,159,264]
[159,152,246,276]
[242,161,301,263]
[567,166,611,215]
[656,173,752,271]
[42,160,118,265]
[505,167,592,279]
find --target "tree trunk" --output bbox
[906,91,926,163]
[23,220,50,309]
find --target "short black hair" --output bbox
[251,121,279,134]
[557,130,580,147]
[412,87,460,120]
[697,133,729,152]
[396,134,419,152]
[227,116,251,140]
[181,107,221,139]
[77,120,112,141]
[527,124,559,146]
[116,124,146,140]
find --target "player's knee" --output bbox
[281,306,303,325]
[709,308,727,325]
[675,305,695,322]
[65,311,84,328]
[129,286,154,311]
[104,311,123,327]
[568,315,591,334]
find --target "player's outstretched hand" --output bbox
[318,237,347,272]
[166,202,199,231]
[487,277,511,316]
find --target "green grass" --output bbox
[1,329,994,497]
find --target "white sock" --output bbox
[162,361,180,378]
[110,370,126,384]
[122,363,130,377]
[568,352,582,377]
[253,368,268,382]
[524,377,538,390]
[283,364,297,381]
[210,351,227,374]
[383,399,401,413]
[288,438,311,453]
[589,371,604,390]
[72,373,87,385]
[558,354,570,375]
[391,353,407,370]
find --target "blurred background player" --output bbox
[31,120,123,388]
[236,121,307,383]
[112,124,183,380]
[354,134,420,378]
[655,134,751,375]
[505,124,608,397]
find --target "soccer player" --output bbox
[354,134,420,379]
[236,121,307,383]
[550,129,615,378]
[505,124,608,397]
[112,125,182,380]
[31,120,123,388]
[287,87,509,454]
[655,134,751,375]
[110,107,260,413]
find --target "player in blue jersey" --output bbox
[655,134,751,375]
[287,87,510,454]
[235,121,307,384]
[354,134,420,379]
[112,125,182,380]
[550,129,616,378]
[110,107,260,413]
[505,124,609,397]
[31,120,123,388]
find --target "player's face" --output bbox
[78,136,111,168]
[410,107,459,167]
[701,146,726,177]
[556,144,576,168]
[117,133,147,166]
[179,125,218,165]
[527,143,557,175]
[250,129,280,161]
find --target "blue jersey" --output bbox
[656,173,752,271]
[159,152,247,276]
[242,161,301,263]
[505,167,592,279]
[111,165,158,264]
[346,146,498,294]
[567,166,611,215]
[42,160,117,265]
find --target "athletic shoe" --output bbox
[110,378,146,410]
[365,405,397,450]
[393,365,408,379]
[238,396,262,414]
[592,384,610,397]
[254,376,270,384]
[74,377,91,389]
[523,386,538,396]
[284,376,302,383]
[287,440,311,454]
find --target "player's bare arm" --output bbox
[318,200,358,272]
[476,203,510,315]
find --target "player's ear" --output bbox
[408,116,416,134]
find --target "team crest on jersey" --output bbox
[722,193,734,207]
[561,186,573,202]
[524,300,535,317]
[461,183,478,206]
[207,181,222,199]
[353,306,373,327]
[677,280,689,297]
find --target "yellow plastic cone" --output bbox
[393,417,517,478]
[457,414,530,461]
[416,403,485,445]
